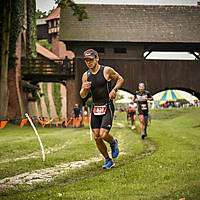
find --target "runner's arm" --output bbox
[106,67,124,100]
[80,72,90,99]
[147,92,153,101]
[107,67,124,90]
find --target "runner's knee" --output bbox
[139,118,144,123]
[99,131,108,140]
[94,135,102,143]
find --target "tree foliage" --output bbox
[35,8,55,19]
[35,9,49,19]
[55,0,88,21]
[27,0,37,58]
[8,0,24,68]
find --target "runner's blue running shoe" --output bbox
[111,138,119,158]
[141,133,145,139]
[102,158,115,169]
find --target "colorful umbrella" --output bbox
[153,89,184,104]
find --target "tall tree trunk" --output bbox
[0,0,11,120]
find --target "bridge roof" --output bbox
[36,43,60,60]
[60,4,200,43]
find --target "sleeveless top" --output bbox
[135,90,152,112]
[87,65,112,104]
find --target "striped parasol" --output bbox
[154,89,184,104]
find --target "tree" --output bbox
[0,0,11,120]
[56,0,88,21]
[35,8,55,19]
[0,0,87,120]
[35,9,49,19]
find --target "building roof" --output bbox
[59,4,200,43]
[45,6,60,21]
[36,43,60,60]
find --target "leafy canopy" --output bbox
[55,0,88,21]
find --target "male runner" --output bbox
[72,104,82,119]
[72,104,82,128]
[127,101,137,130]
[80,49,124,169]
[132,83,153,139]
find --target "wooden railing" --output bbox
[21,57,75,82]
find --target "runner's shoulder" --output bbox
[135,91,140,95]
[103,65,112,71]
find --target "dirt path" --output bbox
[0,157,103,188]
[0,140,155,189]
[113,122,124,128]
[0,123,156,189]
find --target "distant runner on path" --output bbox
[80,49,124,169]
[132,83,153,139]
[127,101,137,130]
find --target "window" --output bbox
[92,47,104,53]
[114,48,127,53]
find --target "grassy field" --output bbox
[0,108,199,200]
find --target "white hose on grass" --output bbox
[89,117,93,141]
[25,113,45,161]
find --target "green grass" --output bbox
[0,108,199,199]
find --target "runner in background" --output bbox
[127,101,137,130]
[132,83,153,139]
[72,104,82,128]
[72,104,82,119]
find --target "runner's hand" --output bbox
[143,97,148,101]
[109,90,116,100]
[82,82,91,89]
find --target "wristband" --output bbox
[113,87,118,92]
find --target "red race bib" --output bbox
[93,105,107,115]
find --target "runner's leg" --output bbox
[133,114,136,128]
[99,128,114,145]
[144,117,148,136]
[133,114,136,126]
[138,114,144,133]
[131,115,134,126]
[93,129,109,159]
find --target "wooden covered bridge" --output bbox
[58,4,200,112]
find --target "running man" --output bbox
[72,104,82,128]
[72,104,82,119]
[80,49,124,169]
[127,101,137,130]
[132,83,153,139]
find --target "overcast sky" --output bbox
[36,0,198,12]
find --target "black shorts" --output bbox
[130,112,136,117]
[91,103,114,130]
[138,110,149,118]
